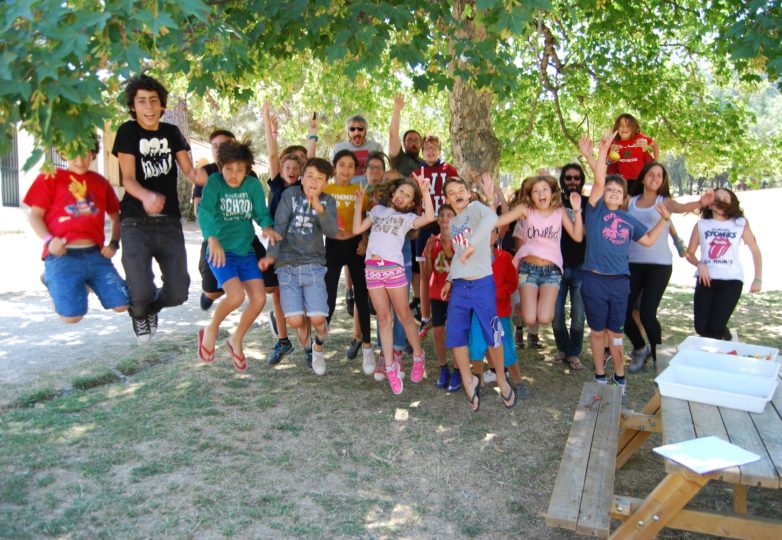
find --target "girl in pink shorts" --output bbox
[353,175,435,394]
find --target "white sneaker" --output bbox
[311,348,326,376]
[362,346,376,375]
[483,369,497,383]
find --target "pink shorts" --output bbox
[365,259,407,289]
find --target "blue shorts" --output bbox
[469,315,516,367]
[45,246,129,317]
[207,252,262,288]
[276,263,328,318]
[581,272,630,333]
[445,276,501,348]
[518,261,562,287]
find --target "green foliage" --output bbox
[1,0,780,179]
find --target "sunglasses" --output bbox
[349,126,365,132]
[564,175,582,181]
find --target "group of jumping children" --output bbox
[26,75,763,411]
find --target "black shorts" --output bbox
[431,299,448,327]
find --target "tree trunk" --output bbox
[448,0,501,184]
[162,96,194,220]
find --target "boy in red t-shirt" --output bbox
[421,204,458,391]
[24,139,129,323]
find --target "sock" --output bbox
[613,374,625,383]
[279,337,291,346]
[421,317,430,323]
[595,373,607,382]
[314,335,325,346]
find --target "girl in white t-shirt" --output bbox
[353,175,435,394]
[685,188,762,340]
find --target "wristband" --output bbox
[109,239,120,250]
[309,134,319,141]
[573,208,582,213]
[43,234,53,246]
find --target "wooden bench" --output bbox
[547,382,623,538]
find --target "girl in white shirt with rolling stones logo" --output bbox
[685,188,762,341]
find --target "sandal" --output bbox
[197,329,215,363]
[467,377,481,412]
[567,356,584,371]
[227,339,247,372]
[553,352,566,364]
[501,382,518,409]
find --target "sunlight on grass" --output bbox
[394,408,409,421]
[57,423,96,443]
[482,432,497,442]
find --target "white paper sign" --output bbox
[653,436,761,474]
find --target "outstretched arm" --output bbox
[588,130,615,207]
[307,113,318,158]
[664,190,714,214]
[636,203,672,247]
[353,183,373,235]
[481,172,526,227]
[389,94,404,158]
[412,172,435,228]
[262,101,280,178]
[561,193,584,242]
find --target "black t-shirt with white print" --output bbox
[112,120,190,219]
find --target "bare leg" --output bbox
[203,277,244,352]
[227,279,266,358]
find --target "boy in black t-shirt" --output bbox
[112,74,205,343]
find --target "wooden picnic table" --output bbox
[609,360,782,539]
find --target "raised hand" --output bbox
[598,130,617,154]
[394,93,404,110]
[699,189,715,209]
[654,203,671,221]
[578,133,594,157]
[412,171,430,193]
[355,180,367,203]
[480,172,495,205]
[569,191,582,211]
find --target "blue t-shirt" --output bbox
[583,198,648,276]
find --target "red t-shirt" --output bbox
[426,234,451,302]
[492,248,518,317]
[417,161,459,215]
[24,168,119,255]
[607,133,653,182]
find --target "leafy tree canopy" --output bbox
[1,0,780,184]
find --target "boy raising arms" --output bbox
[25,137,129,323]
[112,74,205,343]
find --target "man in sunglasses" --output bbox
[331,114,383,184]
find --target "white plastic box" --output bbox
[677,336,778,362]
[656,364,777,413]
[670,349,780,379]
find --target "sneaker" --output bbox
[628,344,651,374]
[131,316,151,344]
[199,292,214,311]
[346,338,361,360]
[483,369,497,383]
[312,348,326,376]
[345,288,355,317]
[374,353,386,381]
[613,373,628,404]
[362,347,376,376]
[594,375,608,385]
[268,339,293,365]
[386,361,404,394]
[516,381,530,400]
[418,319,432,340]
[435,366,450,388]
[146,312,158,338]
[394,349,406,380]
[514,327,525,349]
[304,347,313,368]
[447,369,462,393]
[268,311,279,339]
[527,331,542,349]
[411,350,426,383]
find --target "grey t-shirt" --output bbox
[331,139,383,184]
[266,186,339,268]
[447,201,498,280]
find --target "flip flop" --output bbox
[501,382,518,409]
[226,340,247,372]
[467,377,481,412]
[568,357,584,371]
[197,329,215,363]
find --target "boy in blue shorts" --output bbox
[25,138,129,323]
[578,130,671,403]
[196,141,280,371]
[441,177,518,411]
[259,158,339,376]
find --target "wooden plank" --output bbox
[611,495,782,539]
[619,412,661,432]
[616,392,661,469]
[609,473,708,540]
[720,406,778,488]
[689,401,741,484]
[576,383,622,537]
[660,396,696,475]
[546,383,603,531]
[733,484,747,514]
[750,384,782,487]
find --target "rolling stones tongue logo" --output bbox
[708,236,732,259]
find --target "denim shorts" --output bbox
[276,263,328,317]
[207,252,262,288]
[518,260,562,287]
[45,246,129,317]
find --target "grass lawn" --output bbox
[1,286,781,539]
